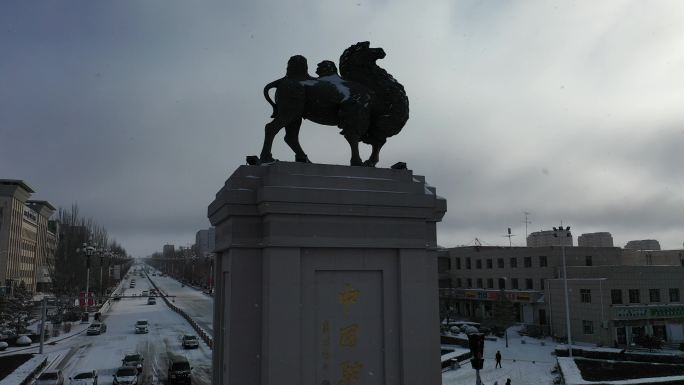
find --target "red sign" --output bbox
[78,291,95,307]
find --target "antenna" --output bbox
[503,227,515,247]
[523,211,532,240]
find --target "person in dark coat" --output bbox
[495,350,502,368]
[505,378,511,385]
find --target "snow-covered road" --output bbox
[45,271,212,385]
[145,273,214,337]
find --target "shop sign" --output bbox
[613,305,684,320]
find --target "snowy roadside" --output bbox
[558,357,684,385]
[0,354,46,385]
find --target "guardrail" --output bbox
[145,274,213,350]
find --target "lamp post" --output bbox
[554,226,573,357]
[77,241,96,311]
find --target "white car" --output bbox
[134,320,148,334]
[69,370,98,385]
[36,370,65,385]
[112,367,138,385]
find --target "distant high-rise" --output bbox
[195,228,216,257]
[578,232,614,247]
[527,228,573,247]
[163,244,175,258]
[624,239,661,251]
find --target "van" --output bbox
[167,354,192,385]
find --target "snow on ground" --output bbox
[442,326,558,385]
[147,273,214,336]
[0,353,46,385]
[10,272,214,385]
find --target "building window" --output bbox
[466,258,471,269]
[476,259,482,269]
[438,257,451,273]
[525,278,533,290]
[455,258,461,270]
[477,278,483,288]
[649,289,661,303]
[580,289,591,303]
[629,289,640,303]
[611,289,622,304]
[487,278,494,289]
[498,278,506,289]
[510,257,517,268]
[456,278,462,288]
[486,259,493,269]
[539,255,547,267]
[585,255,593,266]
[524,257,532,268]
[540,278,546,290]
[669,288,680,302]
[467,278,472,288]
[539,309,546,325]
[512,278,519,289]
[582,320,594,334]
[497,258,504,268]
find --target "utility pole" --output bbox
[523,211,532,241]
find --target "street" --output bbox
[13,269,212,385]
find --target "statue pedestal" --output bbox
[209,162,446,385]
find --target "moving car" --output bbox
[167,354,192,385]
[141,290,148,297]
[129,283,135,288]
[87,322,107,335]
[181,335,199,349]
[112,367,138,385]
[121,353,144,374]
[36,370,65,385]
[147,297,156,305]
[134,320,148,334]
[69,370,98,385]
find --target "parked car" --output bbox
[182,335,199,349]
[69,369,98,385]
[15,335,32,346]
[134,320,148,334]
[167,354,192,385]
[147,297,156,305]
[36,370,65,385]
[141,291,148,297]
[113,294,122,301]
[112,367,138,385]
[87,322,107,335]
[121,352,144,374]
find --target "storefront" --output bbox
[612,304,684,344]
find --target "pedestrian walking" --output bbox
[495,350,502,368]
[505,379,511,385]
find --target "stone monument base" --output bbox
[209,162,446,385]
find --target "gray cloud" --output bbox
[2,0,684,255]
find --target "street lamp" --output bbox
[554,225,573,357]
[77,241,97,311]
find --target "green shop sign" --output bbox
[613,305,684,320]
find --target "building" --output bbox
[578,232,614,247]
[0,180,56,294]
[625,239,661,251]
[439,244,684,346]
[439,245,621,326]
[527,228,573,247]
[162,244,175,258]
[547,265,684,346]
[195,227,216,257]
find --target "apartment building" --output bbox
[0,180,57,294]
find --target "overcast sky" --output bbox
[2,1,684,256]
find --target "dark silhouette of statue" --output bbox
[259,42,409,167]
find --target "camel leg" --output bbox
[364,139,386,167]
[345,134,363,166]
[284,118,310,163]
[260,119,286,163]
